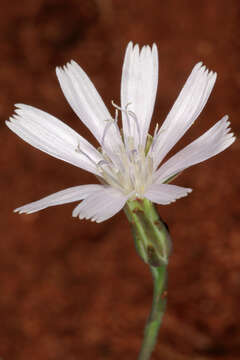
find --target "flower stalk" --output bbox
[124,199,171,359]
[138,265,167,360]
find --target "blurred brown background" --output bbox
[1,0,240,359]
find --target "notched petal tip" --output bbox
[152,43,158,54]
[5,117,19,129]
[15,103,29,109]
[209,71,217,83]
[69,60,78,69]
[174,187,192,201]
[207,70,216,79]
[126,41,133,49]
[14,208,25,214]
[124,42,133,58]
[194,62,217,81]
[194,61,203,70]
[133,43,140,54]
[14,204,35,214]
[56,60,76,74]
[140,45,146,55]
[194,61,217,80]
[55,66,62,75]
[130,42,157,57]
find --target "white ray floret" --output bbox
[6,104,103,175]
[121,42,158,147]
[151,62,218,169]
[6,42,235,222]
[72,187,131,223]
[56,61,123,154]
[14,184,103,214]
[154,115,235,183]
[145,184,192,205]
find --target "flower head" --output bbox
[6,42,235,222]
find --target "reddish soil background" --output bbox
[1,1,240,359]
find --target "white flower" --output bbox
[6,42,235,222]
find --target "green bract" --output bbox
[124,198,171,267]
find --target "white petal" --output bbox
[154,116,235,183]
[14,184,102,214]
[72,186,129,223]
[145,183,192,205]
[56,61,122,152]
[6,104,103,175]
[121,42,158,146]
[152,62,217,168]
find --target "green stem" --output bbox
[124,198,170,360]
[138,265,167,360]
